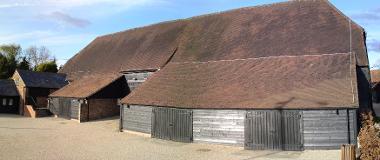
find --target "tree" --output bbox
[25,46,52,69]
[0,44,57,78]
[18,57,30,70]
[0,44,22,78]
[0,54,8,79]
[34,60,58,73]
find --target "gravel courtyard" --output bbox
[0,114,340,160]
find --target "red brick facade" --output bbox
[80,99,119,122]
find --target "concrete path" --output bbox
[0,114,340,160]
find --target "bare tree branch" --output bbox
[25,46,52,68]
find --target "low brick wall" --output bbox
[81,99,119,121]
[36,97,48,108]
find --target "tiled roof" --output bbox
[371,70,380,83]
[49,74,121,98]
[0,79,19,96]
[17,70,67,89]
[122,53,358,109]
[60,20,187,80]
[59,0,368,80]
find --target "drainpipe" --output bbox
[347,109,351,144]
[47,98,50,110]
[119,103,124,132]
[87,98,90,122]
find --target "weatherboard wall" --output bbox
[49,98,80,120]
[193,109,245,146]
[122,105,152,134]
[302,109,357,149]
[124,72,154,91]
[119,106,358,150]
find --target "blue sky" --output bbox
[0,0,379,68]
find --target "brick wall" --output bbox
[36,97,48,108]
[81,99,119,121]
[16,86,25,115]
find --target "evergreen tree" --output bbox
[34,60,58,73]
[18,57,30,70]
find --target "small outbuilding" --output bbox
[11,69,67,117]
[49,74,129,122]
[0,79,19,114]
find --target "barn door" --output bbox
[152,107,193,142]
[70,100,80,120]
[59,99,71,119]
[282,110,303,151]
[245,111,282,150]
[245,110,303,151]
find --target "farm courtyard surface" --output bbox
[0,114,339,160]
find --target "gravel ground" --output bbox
[0,114,340,160]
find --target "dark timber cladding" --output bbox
[49,98,80,120]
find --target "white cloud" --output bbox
[41,11,91,28]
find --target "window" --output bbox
[2,99,6,106]
[8,99,13,106]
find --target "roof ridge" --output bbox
[96,0,306,39]
[17,69,66,76]
[170,53,351,65]
[97,19,187,39]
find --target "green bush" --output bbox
[34,61,58,73]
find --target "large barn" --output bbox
[55,0,371,150]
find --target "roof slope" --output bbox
[371,70,380,83]
[49,74,121,98]
[59,0,367,80]
[0,79,19,96]
[17,70,67,89]
[122,53,358,109]
[60,20,187,80]
[173,0,367,65]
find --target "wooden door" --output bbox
[152,107,193,142]
[245,110,303,150]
